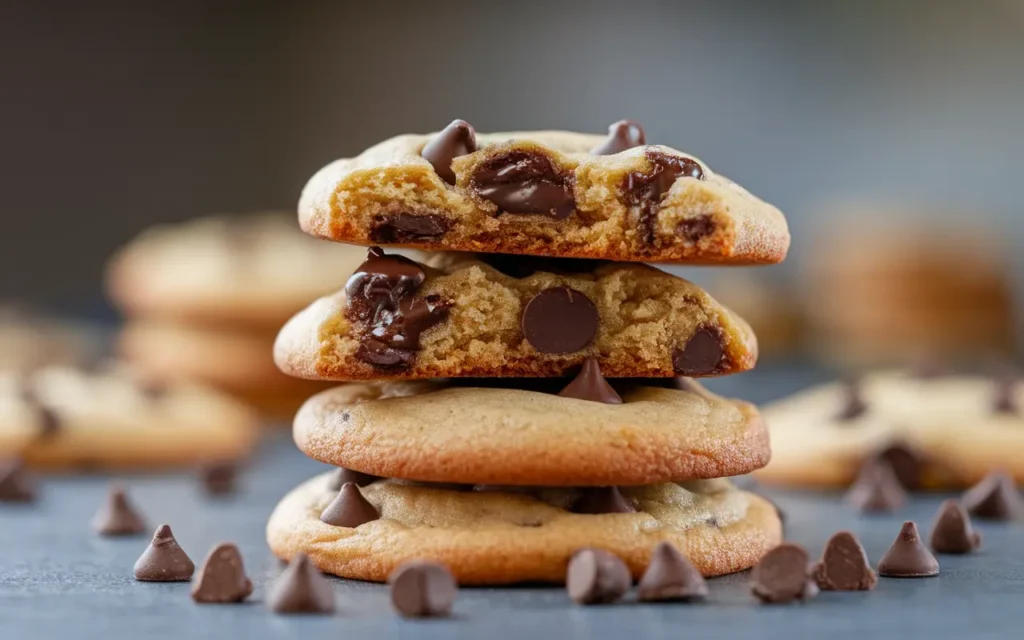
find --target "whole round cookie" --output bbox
[294,381,770,486]
[754,370,1024,488]
[266,473,782,585]
[0,366,257,470]
[106,213,368,327]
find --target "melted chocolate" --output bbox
[623,150,704,245]
[473,151,575,219]
[370,213,450,244]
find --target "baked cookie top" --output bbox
[106,213,368,327]
[0,365,257,470]
[298,120,789,264]
[755,369,1024,489]
[292,379,769,485]
[274,248,758,381]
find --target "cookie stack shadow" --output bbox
[265,119,792,585]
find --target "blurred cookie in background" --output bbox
[710,273,806,359]
[0,306,104,372]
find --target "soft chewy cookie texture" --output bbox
[298,120,789,264]
[292,379,770,486]
[274,248,758,381]
[266,472,782,585]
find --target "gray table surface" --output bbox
[2,365,1023,640]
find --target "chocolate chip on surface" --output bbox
[835,377,868,422]
[636,542,708,602]
[191,543,253,603]
[473,151,575,219]
[421,119,477,185]
[566,548,631,605]
[572,487,636,514]
[845,458,908,513]
[929,499,982,554]
[558,358,622,404]
[267,552,335,614]
[672,327,725,376]
[591,120,646,155]
[91,485,147,536]
[521,287,598,354]
[875,442,924,490]
[388,561,458,618]
[750,543,818,604]
[0,458,35,503]
[200,462,237,496]
[327,467,381,491]
[370,213,450,244]
[961,470,1022,521]
[812,531,877,591]
[624,150,704,245]
[133,525,195,582]
[877,521,940,578]
[320,483,380,528]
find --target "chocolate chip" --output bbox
[835,377,868,421]
[199,462,237,496]
[636,542,708,602]
[676,215,716,243]
[877,521,940,578]
[370,213,450,244]
[750,543,818,604]
[191,543,253,603]
[521,287,598,354]
[572,487,636,514]
[558,358,623,404]
[566,548,631,605]
[876,442,924,490]
[133,525,195,582]
[19,379,61,439]
[473,151,575,219]
[0,458,34,503]
[929,499,982,554]
[591,120,646,155]
[812,531,877,591]
[845,458,907,513]
[961,470,1022,521]
[388,561,458,618]
[91,485,147,536]
[327,467,381,491]
[672,327,725,376]
[623,150,704,245]
[320,482,380,528]
[267,552,335,614]
[992,369,1019,414]
[421,119,476,185]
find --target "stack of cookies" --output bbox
[267,120,791,585]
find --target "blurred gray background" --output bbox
[2,0,1022,316]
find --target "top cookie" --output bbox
[107,213,369,327]
[298,120,789,264]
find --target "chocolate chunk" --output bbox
[877,521,940,577]
[558,358,623,404]
[961,470,1022,520]
[636,542,708,602]
[345,247,449,368]
[133,525,195,582]
[750,543,818,604]
[566,548,631,605]
[0,458,35,503]
[327,467,381,491]
[992,369,1019,414]
[421,119,476,185]
[370,213,450,244]
[623,150,704,245]
[521,287,598,354]
[835,377,868,422]
[200,462,237,496]
[876,442,924,490]
[676,215,716,243]
[591,120,646,155]
[572,487,636,514]
[812,531,877,591]
[267,552,335,614]
[845,458,907,513]
[191,543,253,603]
[929,499,982,554]
[91,485,147,536]
[388,561,458,618]
[320,482,380,528]
[672,327,725,376]
[473,151,575,219]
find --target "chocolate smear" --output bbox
[521,287,598,354]
[672,327,725,376]
[320,483,380,528]
[133,525,195,581]
[750,543,818,604]
[421,119,476,185]
[845,458,907,513]
[835,377,868,422]
[388,561,458,618]
[327,467,381,491]
[267,552,335,614]
[812,531,877,591]
[961,470,1022,521]
[623,150,704,245]
[0,458,35,503]
[877,521,939,577]
[473,151,575,219]
[572,487,636,514]
[370,212,450,244]
[92,485,147,536]
[566,548,631,605]
[929,499,982,554]
[191,543,253,603]
[558,358,622,404]
[636,542,708,602]
[591,120,646,155]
